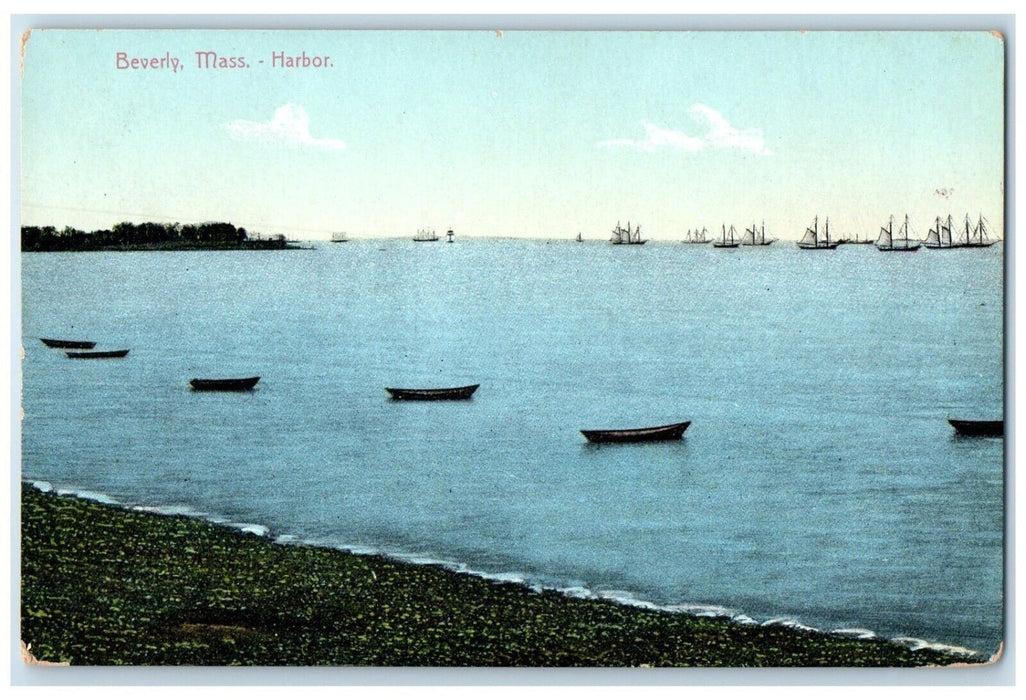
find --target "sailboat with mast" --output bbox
[713,224,740,248]
[741,221,774,246]
[610,221,646,245]
[413,227,439,242]
[962,213,997,248]
[797,216,839,249]
[876,214,921,252]
[924,215,958,249]
[682,227,711,244]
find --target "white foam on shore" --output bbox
[762,617,821,633]
[666,603,750,621]
[833,628,878,640]
[20,479,988,660]
[233,523,270,537]
[891,637,980,657]
[730,614,759,626]
[453,565,529,586]
[132,503,209,518]
[556,585,594,599]
[57,488,120,505]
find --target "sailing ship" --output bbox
[610,221,646,245]
[797,216,839,249]
[330,232,349,243]
[413,228,439,242]
[682,227,711,244]
[876,214,921,252]
[741,221,774,246]
[575,232,583,242]
[962,214,997,248]
[924,215,957,249]
[712,224,740,248]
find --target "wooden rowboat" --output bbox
[41,338,96,349]
[948,419,1003,437]
[385,384,479,401]
[65,349,129,359]
[581,420,691,443]
[190,377,261,392]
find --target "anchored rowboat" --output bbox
[41,338,96,349]
[190,377,261,391]
[581,420,691,443]
[948,419,1003,437]
[65,349,129,359]
[385,384,479,401]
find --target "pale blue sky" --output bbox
[20,29,1005,240]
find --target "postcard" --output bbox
[16,23,1006,671]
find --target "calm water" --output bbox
[20,239,1004,655]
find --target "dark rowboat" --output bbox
[581,420,691,443]
[65,349,129,359]
[385,384,479,401]
[41,338,96,349]
[190,377,261,392]
[948,419,1003,437]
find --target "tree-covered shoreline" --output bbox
[20,485,988,667]
[21,221,297,251]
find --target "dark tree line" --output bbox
[21,221,289,251]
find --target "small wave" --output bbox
[28,480,52,493]
[597,589,661,611]
[665,602,732,616]
[603,595,759,627]
[56,488,120,505]
[454,565,528,586]
[232,523,270,537]
[730,614,759,626]
[833,628,878,640]
[132,503,208,518]
[761,617,822,633]
[891,637,980,657]
[557,585,594,599]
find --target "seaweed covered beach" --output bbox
[20,485,986,668]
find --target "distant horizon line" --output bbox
[20,214,1001,245]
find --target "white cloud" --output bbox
[226,104,346,151]
[599,104,770,156]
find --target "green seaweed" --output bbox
[20,486,985,667]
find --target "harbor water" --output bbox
[20,238,1004,655]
